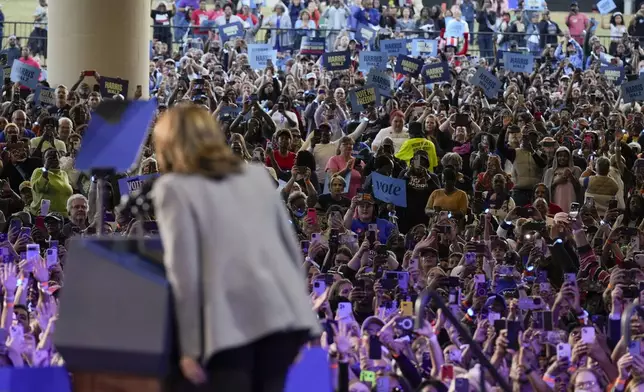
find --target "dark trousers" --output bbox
[477,34,494,61]
[165,331,308,392]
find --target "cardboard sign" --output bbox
[248,44,277,69]
[359,51,388,73]
[445,19,465,38]
[601,65,625,85]
[356,23,377,45]
[622,78,644,103]
[366,69,394,97]
[10,60,41,89]
[471,68,502,98]
[372,172,407,207]
[349,85,380,113]
[100,76,129,98]
[394,55,423,78]
[117,173,160,197]
[380,39,408,56]
[218,22,245,42]
[300,37,326,55]
[33,86,56,106]
[411,39,438,57]
[525,0,544,10]
[597,0,616,14]
[323,51,351,71]
[421,62,450,84]
[502,52,534,73]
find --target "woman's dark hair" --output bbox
[610,12,624,25]
[442,167,457,183]
[416,379,448,392]
[295,150,316,172]
[40,116,57,129]
[625,193,643,225]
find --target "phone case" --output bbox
[368,335,382,359]
[440,364,454,382]
[581,327,596,344]
[312,280,326,297]
[400,301,413,316]
[557,343,571,360]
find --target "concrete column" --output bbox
[47,0,150,99]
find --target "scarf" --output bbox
[452,142,471,155]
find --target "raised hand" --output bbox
[32,256,49,283]
[1,263,18,297]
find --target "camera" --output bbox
[396,316,414,332]
[622,285,639,299]
[498,265,514,276]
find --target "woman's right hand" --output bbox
[617,353,633,380]
[180,356,207,385]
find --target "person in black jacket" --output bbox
[476,0,496,61]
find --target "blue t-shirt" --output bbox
[0,129,35,142]
[351,218,396,244]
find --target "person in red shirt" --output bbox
[266,129,296,172]
[191,0,215,38]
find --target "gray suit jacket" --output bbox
[152,165,320,362]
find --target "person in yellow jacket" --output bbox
[394,121,439,172]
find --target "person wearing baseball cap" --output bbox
[346,192,396,244]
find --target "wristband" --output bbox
[4,302,14,309]
[39,282,49,292]
[615,378,627,386]
[606,239,614,245]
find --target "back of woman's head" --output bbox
[296,150,316,171]
[153,104,242,178]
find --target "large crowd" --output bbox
[0,0,642,391]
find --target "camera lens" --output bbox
[314,282,321,288]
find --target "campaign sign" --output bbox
[100,76,129,99]
[10,60,41,89]
[622,78,644,103]
[366,69,394,97]
[359,51,388,73]
[421,62,450,84]
[380,39,408,56]
[471,68,502,98]
[218,21,245,42]
[349,85,380,113]
[411,39,438,57]
[525,0,544,10]
[248,44,277,69]
[445,19,465,38]
[503,52,534,73]
[372,172,407,207]
[394,55,423,78]
[118,173,160,197]
[601,65,625,85]
[597,0,616,14]
[323,51,351,71]
[300,37,326,55]
[356,23,377,45]
[33,85,56,106]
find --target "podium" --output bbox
[54,237,176,392]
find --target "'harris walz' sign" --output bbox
[323,51,351,71]
[100,76,129,99]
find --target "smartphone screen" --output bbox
[300,240,310,255]
[40,199,50,216]
[542,311,553,331]
[337,302,352,319]
[368,335,382,359]
[440,364,454,382]
[454,378,469,392]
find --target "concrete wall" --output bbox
[47,0,150,99]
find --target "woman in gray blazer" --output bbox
[152,104,320,392]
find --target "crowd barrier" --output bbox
[0,20,633,59]
[2,348,331,392]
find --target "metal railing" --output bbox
[1,20,634,59]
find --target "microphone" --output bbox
[118,177,157,217]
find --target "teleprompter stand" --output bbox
[54,99,168,392]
